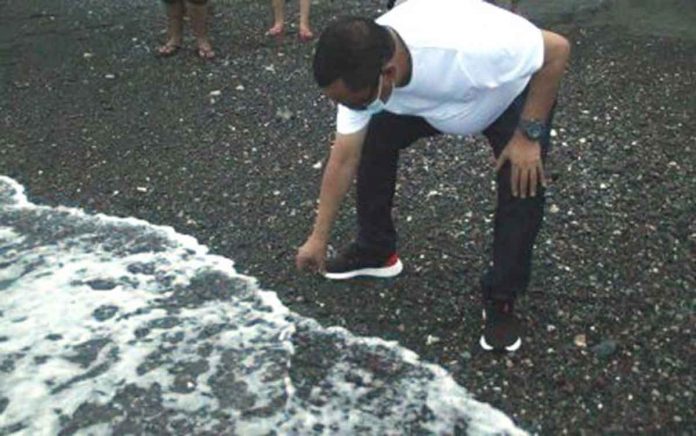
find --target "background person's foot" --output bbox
[196,40,215,60]
[298,27,314,42]
[265,23,284,37]
[157,39,182,57]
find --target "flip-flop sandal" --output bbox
[265,26,285,38]
[298,30,314,42]
[157,43,181,57]
[196,46,216,60]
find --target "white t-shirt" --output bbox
[335,0,544,136]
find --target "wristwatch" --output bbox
[518,118,547,141]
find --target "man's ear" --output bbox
[383,63,398,81]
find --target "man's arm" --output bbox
[520,30,571,123]
[296,128,367,272]
[496,30,571,198]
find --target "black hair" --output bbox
[313,16,395,92]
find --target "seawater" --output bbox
[523,0,696,40]
[0,176,525,435]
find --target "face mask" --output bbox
[361,75,387,115]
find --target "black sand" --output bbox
[1,0,694,433]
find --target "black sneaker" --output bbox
[324,243,403,280]
[480,299,521,352]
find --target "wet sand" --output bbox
[1,0,694,433]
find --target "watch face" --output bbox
[528,123,544,139]
[520,120,545,140]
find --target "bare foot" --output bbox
[157,38,182,57]
[266,23,284,37]
[196,39,215,60]
[298,27,314,42]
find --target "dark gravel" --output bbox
[1,0,694,433]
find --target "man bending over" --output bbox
[296,0,570,352]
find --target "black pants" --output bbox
[355,88,553,301]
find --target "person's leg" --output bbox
[478,87,554,351]
[482,87,554,303]
[324,112,439,280]
[356,112,440,254]
[298,0,314,41]
[187,0,214,59]
[267,0,285,36]
[158,0,184,56]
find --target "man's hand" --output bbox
[495,29,569,198]
[296,236,328,273]
[495,132,546,198]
